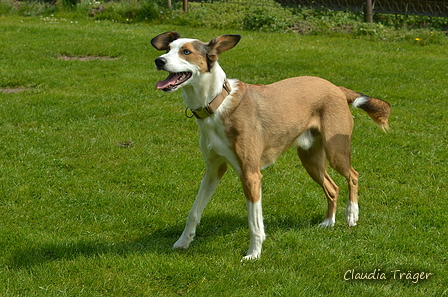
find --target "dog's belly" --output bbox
[260,137,298,169]
[260,149,279,170]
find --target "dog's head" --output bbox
[151,31,241,92]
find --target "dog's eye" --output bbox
[182,49,192,55]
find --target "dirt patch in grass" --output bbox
[1,88,26,94]
[58,55,119,61]
[116,139,134,148]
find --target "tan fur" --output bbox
[221,76,359,209]
[151,31,391,260]
[181,41,209,74]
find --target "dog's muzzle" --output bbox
[155,57,167,70]
[154,57,193,92]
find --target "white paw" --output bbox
[319,217,335,227]
[346,201,359,227]
[173,235,193,250]
[241,253,261,262]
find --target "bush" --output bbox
[168,0,294,32]
[4,0,57,16]
[0,0,446,45]
[168,1,242,29]
[0,1,14,14]
[242,0,294,32]
[90,0,160,23]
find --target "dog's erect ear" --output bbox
[151,31,181,51]
[207,34,241,62]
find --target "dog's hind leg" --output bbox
[173,156,227,250]
[324,134,359,227]
[345,167,359,226]
[297,134,339,227]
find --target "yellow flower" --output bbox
[415,38,421,41]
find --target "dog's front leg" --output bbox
[173,158,227,250]
[241,171,266,261]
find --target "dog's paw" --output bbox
[346,212,358,227]
[346,201,359,227]
[241,253,261,262]
[319,218,335,228]
[173,237,192,250]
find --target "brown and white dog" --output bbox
[151,31,390,260]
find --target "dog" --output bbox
[151,31,390,260]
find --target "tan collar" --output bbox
[187,80,231,119]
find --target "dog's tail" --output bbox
[340,86,391,131]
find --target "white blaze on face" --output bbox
[156,38,210,91]
[163,39,210,72]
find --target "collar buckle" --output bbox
[191,106,213,119]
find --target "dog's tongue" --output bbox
[156,73,182,90]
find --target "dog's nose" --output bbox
[155,57,167,69]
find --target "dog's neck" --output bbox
[181,63,227,111]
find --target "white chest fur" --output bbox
[197,115,241,176]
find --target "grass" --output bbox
[0,15,447,296]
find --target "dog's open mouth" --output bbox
[156,72,192,92]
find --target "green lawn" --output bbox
[0,15,447,296]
